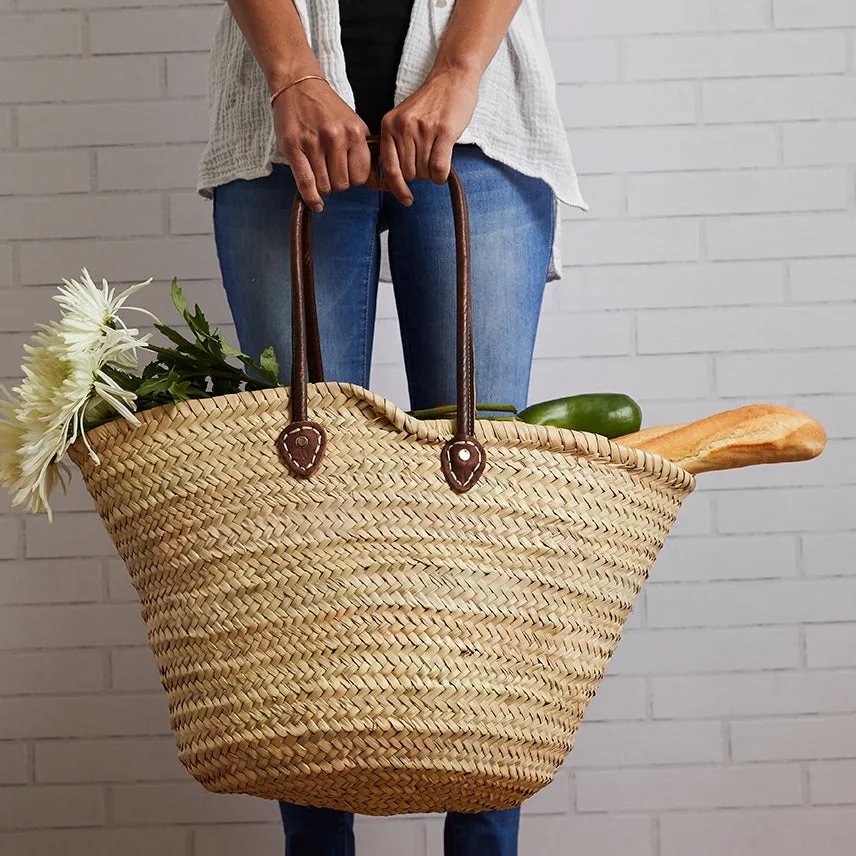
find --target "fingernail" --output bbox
[313,203,324,213]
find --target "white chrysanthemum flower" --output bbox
[61,332,147,463]
[54,268,157,368]
[0,392,27,500]
[1,324,75,518]
[0,271,155,519]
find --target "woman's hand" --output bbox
[378,66,481,205]
[273,65,481,211]
[273,78,374,212]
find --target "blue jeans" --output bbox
[212,142,554,856]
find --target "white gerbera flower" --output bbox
[0,271,155,519]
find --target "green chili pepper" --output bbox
[516,393,642,439]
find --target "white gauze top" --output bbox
[197,0,588,282]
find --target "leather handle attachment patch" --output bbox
[441,435,486,493]
[277,421,327,478]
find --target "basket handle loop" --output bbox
[278,133,486,493]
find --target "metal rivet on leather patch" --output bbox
[457,447,471,461]
[295,435,309,447]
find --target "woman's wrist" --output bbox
[427,0,524,88]
[426,54,484,89]
[269,74,328,107]
[224,0,322,102]
[264,47,324,98]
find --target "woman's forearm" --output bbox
[225,0,321,94]
[430,0,524,81]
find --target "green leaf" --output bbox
[209,377,231,396]
[155,323,199,350]
[167,380,193,402]
[170,279,216,346]
[136,373,176,398]
[190,305,211,338]
[218,331,242,358]
[201,332,226,362]
[121,278,288,414]
[141,357,165,378]
[99,364,140,393]
[258,347,280,384]
[171,278,189,317]
[148,339,214,368]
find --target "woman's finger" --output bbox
[325,137,352,193]
[379,129,413,206]
[305,142,332,198]
[397,134,418,182]
[413,128,436,181]
[365,141,385,190]
[347,137,373,187]
[284,144,324,212]
[427,130,455,185]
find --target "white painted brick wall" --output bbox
[0,13,82,57]
[575,765,803,812]
[0,56,162,102]
[660,808,856,856]
[785,120,856,165]
[0,0,854,854]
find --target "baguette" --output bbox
[613,405,826,474]
[609,423,684,448]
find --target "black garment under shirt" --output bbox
[339,0,417,135]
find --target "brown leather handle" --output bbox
[277,134,487,493]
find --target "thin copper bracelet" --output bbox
[269,74,327,107]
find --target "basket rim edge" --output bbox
[68,382,696,492]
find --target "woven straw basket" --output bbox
[68,146,695,816]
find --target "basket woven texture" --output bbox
[68,148,695,815]
[69,387,693,815]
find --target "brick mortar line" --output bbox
[9,104,18,150]
[10,241,21,289]
[795,532,805,578]
[782,258,792,303]
[79,9,90,57]
[99,557,111,602]
[798,625,809,669]
[162,189,171,236]
[615,36,626,83]
[560,73,852,85]
[102,649,113,691]
[88,148,97,193]
[0,689,165,699]
[581,164,856,176]
[561,801,823,817]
